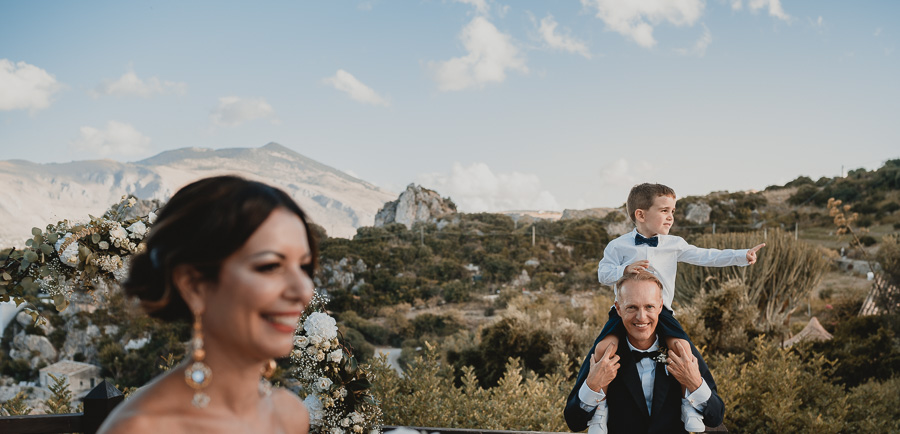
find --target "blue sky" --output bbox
[1,0,898,211]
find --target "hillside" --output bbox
[0,143,396,246]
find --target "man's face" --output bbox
[615,279,663,349]
[636,195,675,236]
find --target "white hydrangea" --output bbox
[328,349,342,363]
[54,234,79,268]
[303,394,324,426]
[127,221,148,239]
[148,211,157,224]
[304,312,338,345]
[350,412,365,424]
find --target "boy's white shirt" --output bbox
[597,228,750,310]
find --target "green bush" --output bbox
[678,280,760,356]
[811,314,900,388]
[712,338,848,433]
[844,376,900,433]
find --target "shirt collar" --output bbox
[625,335,659,352]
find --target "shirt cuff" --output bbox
[578,381,606,411]
[684,379,711,411]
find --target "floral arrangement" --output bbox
[291,292,382,434]
[652,345,669,365]
[0,195,155,312]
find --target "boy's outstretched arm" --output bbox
[746,243,765,265]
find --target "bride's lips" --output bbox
[261,312,301,333]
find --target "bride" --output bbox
[99,176,315,433]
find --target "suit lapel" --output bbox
[618,344,651,418]
[650,361,672,418]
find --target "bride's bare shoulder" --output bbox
[273,388,309,434]
[97,373,188,434]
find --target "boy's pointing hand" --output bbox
[747,243,765,265]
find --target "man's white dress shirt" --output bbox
[598,229,750,310]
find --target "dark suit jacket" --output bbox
[564,333,724,433]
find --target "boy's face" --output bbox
[635,195,675,236]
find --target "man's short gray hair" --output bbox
[615,270,663,301]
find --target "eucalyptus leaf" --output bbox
[91,233,101,243]
[32,227,42,236]
[40,244,53,255]
[25,239,33,248]
[55,298,69,312]
[1,272,10,280]
[48,233,59,243]
[34,234,44,245]
[24,250,39,263]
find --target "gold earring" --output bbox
[258,359,276,397]
[185,314,212,408]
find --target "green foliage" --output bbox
[676,230,828,330]
[678,280,760,356]
[371,343,569,431]
[713,338,849,433]
[844,377,900,433]
[0,391,32,416]
[43,373,74,414]
[811,314,900,388]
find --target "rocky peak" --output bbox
[374,184,456,229]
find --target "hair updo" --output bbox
[123,175,318,321]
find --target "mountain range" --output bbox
[0,143,396,247]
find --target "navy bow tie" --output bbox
[632,350,658,362]
[635,233,659,247]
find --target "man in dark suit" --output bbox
[564,271,724,433]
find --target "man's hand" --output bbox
[667,342,702,392]
[586,342,620,394]
[746,243,765,265]
[625,260,650,274]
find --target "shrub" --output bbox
[811,314,900,388]
[858,235,877,246]
[712,338,848,433]
[676,230,828,330]
[678,280,760,356]
[844,377,900,433]
[371,343,569,431]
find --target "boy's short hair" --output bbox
[626,183,676,223]
[615,270,663,301]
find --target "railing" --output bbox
[0,382,727,433]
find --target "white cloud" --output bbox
[0,59,62,112]
[676,24,712,56]
[71,121,151,157]
[92,69,186,98]
[874,27,882,37]
[357,1,374,11]
[745,0,790,21]
[817,16,823,27]
[416,162,560,212]
[429,17,527,91]
[730,0,742,11]
[323,70,390,107]
[209,96,277,127]
[580,0,704,48]
[454,0,489,16]
[538,15,592,59]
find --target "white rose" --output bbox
[127,197,137,207]
[353,425,363,433]
[350,412,364,424]
[127,221,148,239]
[328,349,342,364]
[306,346,318,356]
[98,241,109,250]
[148,211,157,224]
[109,225,128,242]
[341,418,351,427]
[316,351,325,362]
[54,234,80,268]
[294,335,310,348]
[316,377,332,391]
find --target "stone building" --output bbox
[39,360,103,397]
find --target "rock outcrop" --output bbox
[374,184,456,229]
[685,202,713,225]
